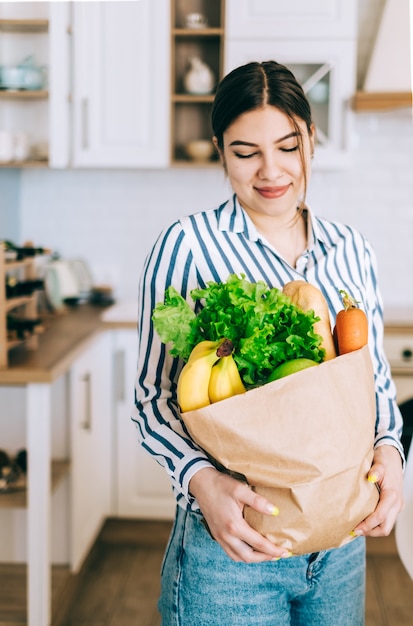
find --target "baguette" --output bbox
[282,280,337,361]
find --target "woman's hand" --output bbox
[352,444,404,537]
[188,467,291,562]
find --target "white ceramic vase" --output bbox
[183,57,214,95]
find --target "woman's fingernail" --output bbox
[350,530,363,537]
[271,551,292,561]
[368,473,378,483]
[266,504,280,516]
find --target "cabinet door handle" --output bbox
[114,349,125,403]
[80,372,92,430]
[81,98,89,150]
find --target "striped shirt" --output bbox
[132,194,404,511]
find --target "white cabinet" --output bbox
[1,1,170,170]
[69,331,113,573]
[226,0,357,40]
[225,40,356,170]
[224,0,357,170]
[112,329,175,519]
[0,2,51,169]
[71,0,170,168]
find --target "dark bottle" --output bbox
[7,315,43,339]
[1,240,52,260]
[5,277,45,298]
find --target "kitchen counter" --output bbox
[0,301,138,626]
[384,307,413,333]
[1,301,412,386]
[0,303,137,385]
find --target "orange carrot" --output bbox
[335,290,368,355]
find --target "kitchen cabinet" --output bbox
[0,308,111,626]
[71,0,170,168]
[0,1,170,169]
[0,380,69,626]
[112,329,175,519]
[226,0,357,40]
[69,331,113,573]
[224,0,358,170]
[0,4,50,168]
[170,0,225,166]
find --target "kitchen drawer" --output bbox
[383,333,413,370]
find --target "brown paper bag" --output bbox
[182,346,379,555]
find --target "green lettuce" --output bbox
[152,274,325,387]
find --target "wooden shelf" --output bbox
[173,27,224,36]
[0,159,48,169]
[0,89,48,100]
[0,245,43,368]
[352,91,412,111]
[172,158,220,168]
[0,18,49,33]
[172,93,215,102]
[0,459,70,508]
[4,258,36,271]
[5,296,33,312]
[171,0,226,165]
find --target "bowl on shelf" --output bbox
[184,140,215,162]
[185,13,208,29]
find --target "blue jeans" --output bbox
[158,506,366,626]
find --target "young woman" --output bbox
[133,61,404,625]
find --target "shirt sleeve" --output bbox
[363,240,405,464]
[131,220,213,510]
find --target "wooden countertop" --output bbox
[384,307,413,334]
[0,304,135,385]
[1,301,411,386]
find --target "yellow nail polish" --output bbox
[368,473,378,483]
[350,530,362,538]
[282,551,292,558]
[266,504,279,516]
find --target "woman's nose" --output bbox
[258,154,284,180]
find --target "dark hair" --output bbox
[211,61,314,202]
[212,60,312,148]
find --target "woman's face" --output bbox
[216,105,314,224]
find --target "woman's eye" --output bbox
[234,152,256,159]
[280,145,299,153]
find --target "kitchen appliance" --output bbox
[384,329,413,579]
[383,332,413,456]
[44,259,93,310]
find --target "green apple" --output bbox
[267,358,319,382]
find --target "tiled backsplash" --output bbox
[12,108,413,309]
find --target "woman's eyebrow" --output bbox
[229,132,299,148]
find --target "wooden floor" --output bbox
[1,519,413,625]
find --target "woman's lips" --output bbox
[256,185,290,199]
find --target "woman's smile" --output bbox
[219,105,314,223]
[255,184,291,199]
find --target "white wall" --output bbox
[18,107,413,310]
[0,169,20,240]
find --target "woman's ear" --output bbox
[212,136,223,162]
[309,124,316,158]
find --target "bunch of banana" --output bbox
[177,338,246,413]
[177,339,223,412]
[208,353,246,404]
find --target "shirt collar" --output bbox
[217,194,330,250]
